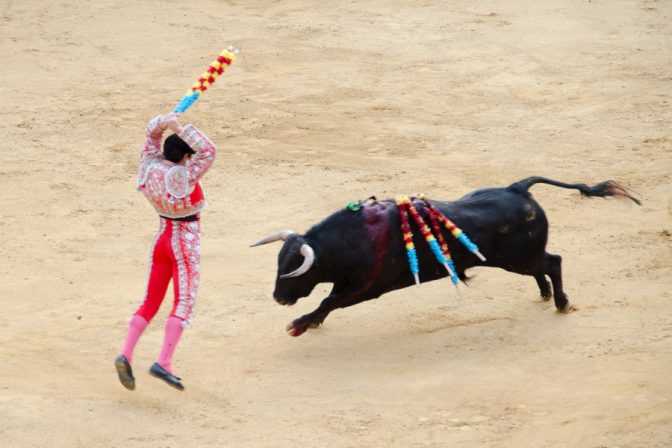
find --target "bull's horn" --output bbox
[280,244,315,278]
[250,230,294,247]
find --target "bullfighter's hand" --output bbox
[161,112,183,134]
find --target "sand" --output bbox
[1,0,670,446]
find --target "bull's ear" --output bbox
[279,244,315,278]
[250,230,294,247]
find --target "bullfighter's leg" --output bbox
[543,252,569,310]
[534,273,552,300]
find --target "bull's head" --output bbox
[251,230,320,305]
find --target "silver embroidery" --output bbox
[171,221,200,325]
[165,165,190,199]
[136,161,156,190]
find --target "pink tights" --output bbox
[122,315,148,364]
[156,316,184,374]
[121,315,184,374]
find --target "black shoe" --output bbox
[115,355,135,391]
[149,362,184,391]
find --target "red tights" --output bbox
[135,218,200,324]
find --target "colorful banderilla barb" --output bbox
[173,46,240,113]
[398,196,457,290]
[396,196,420,286]
[419,196,486,262]
[424,200,459,286]
[395,195,487,293]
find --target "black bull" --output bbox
[252,177,639,337]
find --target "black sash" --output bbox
[160,214,199,222]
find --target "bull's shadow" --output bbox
[252,176,639,337]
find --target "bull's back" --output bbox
[440,188,545,230]
[432,188,549,271]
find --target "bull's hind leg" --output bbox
[534,273,552,300]
[543,252,569,311]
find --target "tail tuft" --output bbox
[508,176,641,205]
[581,180,641,205]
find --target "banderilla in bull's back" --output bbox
[251,176,640,337]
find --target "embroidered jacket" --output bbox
[136,116,216,219]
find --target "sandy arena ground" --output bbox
[1,0,671,446]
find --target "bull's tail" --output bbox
[508,176,641,205]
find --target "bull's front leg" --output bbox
[287,295,339,337]
[287,284,376,337]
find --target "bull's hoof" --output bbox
[541,292,552,301]
[556,302,577,314]
[286,321,307,337]
[553,294,569,311]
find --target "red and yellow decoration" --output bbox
[396,196,420,286]
[174,46,240,113]
[394,195,486,292]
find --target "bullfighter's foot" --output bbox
[115,355,135,391]
[149,362,184,391]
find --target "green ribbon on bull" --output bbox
[346,200,362,212]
